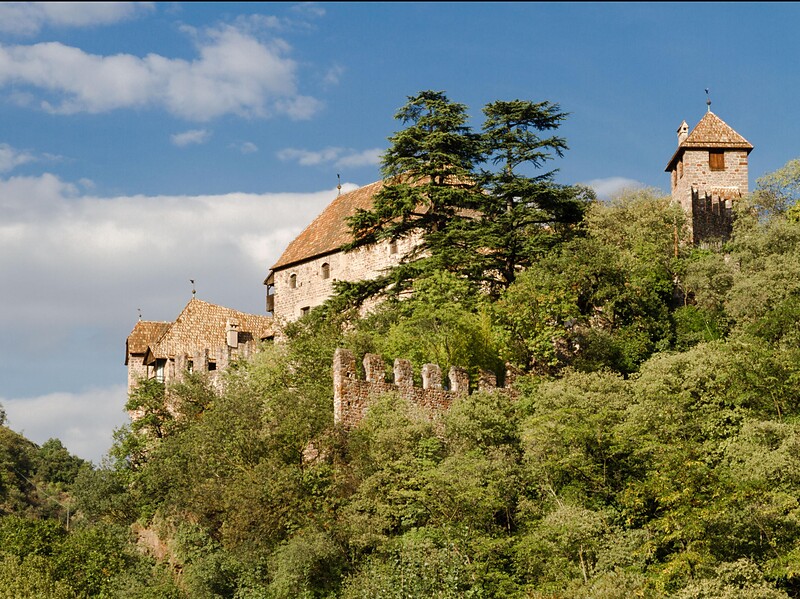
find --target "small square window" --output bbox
[709,151,725,171]
[208,361,217,371]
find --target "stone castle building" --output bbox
[127,107,754,397]
[125,297,273,395]
[264,180,417,323]
[666,109,753,243]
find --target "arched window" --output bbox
[389,239,398,255]
[321,262,330,279]
[289,273,297,289]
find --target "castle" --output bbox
[126,108,753,405]
[665,108,752,243]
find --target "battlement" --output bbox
[690,187,737,243]
[333,348,517,429]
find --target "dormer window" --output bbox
[709,151,725,171]
[321,262,330,279]
[289,273,297,289]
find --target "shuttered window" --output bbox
[709,151,725,171]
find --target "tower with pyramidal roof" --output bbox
[665,109,753,244]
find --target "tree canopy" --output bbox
[339,90,593,303]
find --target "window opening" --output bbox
[709,151,725,171]
[289,273,297,289]
[321,262,330,279]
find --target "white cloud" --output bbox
[0,2,154,36]
[322,64,344,86]
[291,3,326,19]
[233,141,258,154]
[171,128,210,147]
[0,142,35,172]
[0,22,321,121]
[585,176,645,200]
[2,386,130,464]
[277,146,383,168]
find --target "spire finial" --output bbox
[190,279,196,296]
[137,307,142,321]
[705,88,711,112]
[337,173,342,196]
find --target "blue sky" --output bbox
[1,2,798,462]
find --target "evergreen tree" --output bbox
[341,90,484,300]
[478,99,593,292]
[339,91,591,303]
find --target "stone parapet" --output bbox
[333,348,516,429]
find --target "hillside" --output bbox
[4,186,800,597]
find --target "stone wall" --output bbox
[333,348,516,429]
[671,149,749,243]
[167,338,260,391]
[272,235,420,323]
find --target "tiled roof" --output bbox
[666,111,752,171]
[682,111,752,149]
[143,298,274,362]
[125,320,171,364]
[270,180,385,271]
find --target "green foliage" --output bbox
[751,157,800,221]
[368,271,503,381]
[37,439,87,487]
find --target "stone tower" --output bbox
[665,110,753,244]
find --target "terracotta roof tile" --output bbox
[681,111,753,149]
[126,321,171,363]
[144,298,274,362]
[270,180,385,270]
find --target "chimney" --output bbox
[226,319,239,348]
[677,120,689,144]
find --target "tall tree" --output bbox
[339,91,591,303]
[478,100,592,291]
[342,90,484,299]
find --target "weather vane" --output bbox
[190,279,196,296]
[137,307,142,321]
[705,88,711,112]
[337,173,342,196]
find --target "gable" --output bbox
[125,320,170,364]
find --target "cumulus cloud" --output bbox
[2,386,130,464]
[0,22,321,121]
[277,146,382,168]
[233,141,259,154]
[0,2,154,36]
[322,64,345,86]
[0,142,36,172]
[171,128,211,147]
[0,172,360,460]
[585,176,645,200]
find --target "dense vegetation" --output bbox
[4,95,800,597]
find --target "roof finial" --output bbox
[705,88,711,112]
[137,307,142,321]
[337,173,342,196]
[190,279,196,296]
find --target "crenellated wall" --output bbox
[332,348,517,429]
